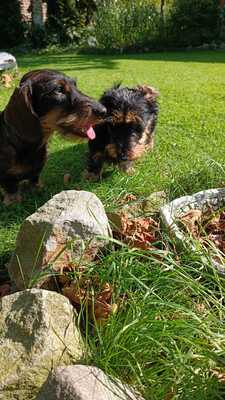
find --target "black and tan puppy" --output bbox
[85,84,159,181]
[0,69,106,204]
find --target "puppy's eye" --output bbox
[57,86,65,94]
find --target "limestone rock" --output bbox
[0,52,17,71]
[0,289,85,400]
[37,365,144,400]
[8,190,112,289]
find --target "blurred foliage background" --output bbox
[0,0,224,51]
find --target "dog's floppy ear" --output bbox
[4,84,41,143]
[136,85,159,101]
[20,80,37,116]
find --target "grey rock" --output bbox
[160,188,225,274]
[8,190,112,289]
[37,365,144,400]
[0,52,17,71]
[0,289,85,400]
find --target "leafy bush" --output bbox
[0,0,25,48]
[46,0,97,44]
[93,0,161,51]
[167,0,222,47]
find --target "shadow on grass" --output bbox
[0,142,94,231]
[16,50,225,74]
[17,53,119,72]
[119,50,225,64]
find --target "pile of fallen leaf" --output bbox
[113,213,160,250]
[57,269,119,325]
[0,73,13,88]
[179,208,225,256]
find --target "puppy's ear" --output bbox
[136,85,159,101]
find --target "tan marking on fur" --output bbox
[3,192,22,206]
[136,85,159,100]
[146,134,154,151]
[40,109,63,143]
[139,130,149,145]
[105,144,118,159]
[84,170,101,181]
[139,117,154,148]
[93,151,104,161]
[111,111,141,125]
[111,111,124,124]
[8,163,31,175]
[127,143,146,160]
[57,114,78,126]
[125,111,141,124]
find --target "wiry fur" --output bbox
[85,84,159,180]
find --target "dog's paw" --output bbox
[119,161,135,175]
[35,179,44,190]
[83,170,101,182]
[3,192,22,206]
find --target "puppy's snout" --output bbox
[92,103,107,118]
[119,153,128,161]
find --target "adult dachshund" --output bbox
[0,69,106,204]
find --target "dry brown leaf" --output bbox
[179,209,225,257]
[1,73,13,88]
[63,173,71,185]
[195,303,207,313]
[62,279,117,324]
[211,369,225,382]
[62,284,87,305]
[179,209,202,237]
[116,213,159,249]
[118,193,137,205]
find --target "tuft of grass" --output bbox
[84,244,225,399]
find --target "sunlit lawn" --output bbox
[0,50,225,399]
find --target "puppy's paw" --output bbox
[3,192,22,206]
[34,179,44,191]
[83,170,101,182]
[119,161,135,175]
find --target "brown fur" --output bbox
[0,69,106,204]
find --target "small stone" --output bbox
[37,365,144,400]
[0,52,17,71]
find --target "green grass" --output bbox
[1,50,225,398]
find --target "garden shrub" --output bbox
[167,0,222,47]
[46,0,97,44]
[93,0,161,51]
[0,0,25,48]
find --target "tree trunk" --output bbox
[32,0,44,29]
[160,0,165,21]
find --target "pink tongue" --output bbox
[86,126,96,140]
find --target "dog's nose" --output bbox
[120,154,128,161]
[92,103,107,118]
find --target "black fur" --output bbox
[86,84,159,180]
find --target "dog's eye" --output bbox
[57,86,65,94]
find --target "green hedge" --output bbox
[167,0,222,47]
[94,0,161,51]
[92,0,224,51]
